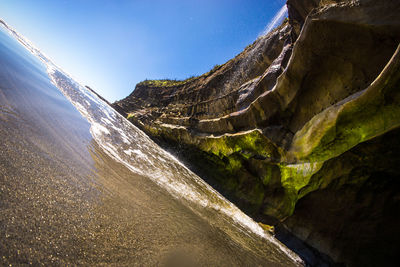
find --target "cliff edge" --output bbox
[113,0,400,265]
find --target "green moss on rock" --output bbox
[279,162,324,193]
[199,130,279,160]
[290,44,400,163]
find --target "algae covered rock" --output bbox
[113,0,400,265]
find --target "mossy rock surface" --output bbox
[115,1,400,265]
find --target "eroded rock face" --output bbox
[113,0,400,265]
[285,127,400,266]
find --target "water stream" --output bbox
[260,5,288,36]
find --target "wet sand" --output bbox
[0,26,302,266]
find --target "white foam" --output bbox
[91,122,111,136]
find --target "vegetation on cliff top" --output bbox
[137,64,223,88]
[137,77,197,87]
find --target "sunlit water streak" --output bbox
[0,19,303,264]
[260,5,288,37]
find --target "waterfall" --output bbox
[260,4,288,36]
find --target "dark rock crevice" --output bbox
[285,128,400,266]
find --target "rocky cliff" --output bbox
[113,0,400,265]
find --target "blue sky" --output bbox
[1,0,286,102]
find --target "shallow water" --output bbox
[0,23,303,266]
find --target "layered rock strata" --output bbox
[113,0,400,265]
